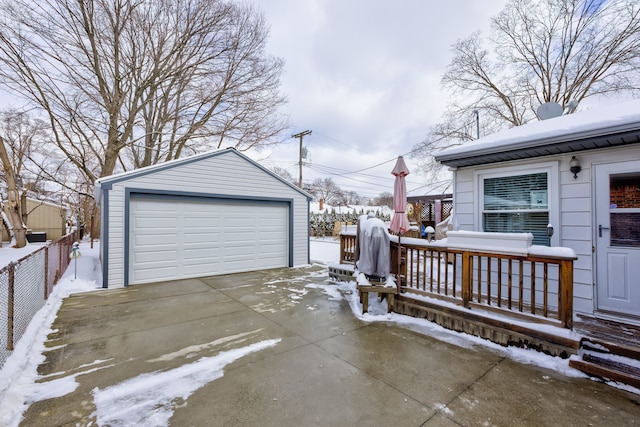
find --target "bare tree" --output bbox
[413,0,640,175]
[271,166,297,185]
[374,192,393,209]
[307,178,344,206]
[0,136,26,247]
[343,190,362,205]
[0,0,287,186]
[0,111,52,247]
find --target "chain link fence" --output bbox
[0,232,78,369]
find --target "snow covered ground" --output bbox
[0,237,637,426]
[0,240,52,265]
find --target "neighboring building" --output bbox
[435,100,640,323]
[406,194,453,229]
[1,198,68,242]
[95,147,312,288]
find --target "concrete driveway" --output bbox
[20,264,640,426]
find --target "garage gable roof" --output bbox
[435,99,640,168]
[95,147,312,202]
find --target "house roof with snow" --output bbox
[435,99,640,168]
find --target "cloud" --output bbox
[254,0,510,197]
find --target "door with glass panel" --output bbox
[595,161,640,317]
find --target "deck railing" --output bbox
[339,232,576,329]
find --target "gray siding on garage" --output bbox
[97,148,310,288]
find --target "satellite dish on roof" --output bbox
[537,102,563,120]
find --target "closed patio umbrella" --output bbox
[389,156,410,235]
[389,156,410,289]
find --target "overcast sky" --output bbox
[247,0,510,200]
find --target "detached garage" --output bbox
[95,148,311,288]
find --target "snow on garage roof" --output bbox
[435,99,640,168]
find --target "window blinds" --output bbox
[483,172,550,245]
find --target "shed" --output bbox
[95,147,312,288]
[2,198,67,242]
[435,99,640,323]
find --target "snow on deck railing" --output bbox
[338,233,576,329]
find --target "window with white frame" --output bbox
[482,171,551,245]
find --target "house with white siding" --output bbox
[435,99,640,325]
[95,147,312,288]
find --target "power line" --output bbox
[270,119,474,180]
[265,120,475,198]
[308,164,424,189]
[312,131,374,156]
[309,163,396,181]
[407,177,453,194]
[307,165,389,188]
[321,117,479,175]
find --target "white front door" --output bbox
[595,161,640,317]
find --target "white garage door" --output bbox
[130,197,289,284]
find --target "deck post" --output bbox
[461,252,472,308]
[559,259,574,329]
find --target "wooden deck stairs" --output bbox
[569,315,640,389]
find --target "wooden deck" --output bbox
[341,231,577,328]
[338,231,640,388]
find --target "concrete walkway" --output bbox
[21,265,640,426]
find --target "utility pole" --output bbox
[292,130,311,188]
